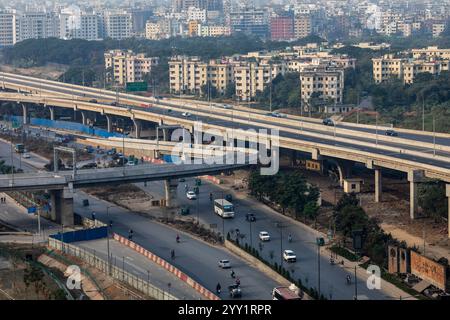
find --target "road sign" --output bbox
[27,207,37,214]
[126,81,148,92]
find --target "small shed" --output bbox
[343,178,363,194]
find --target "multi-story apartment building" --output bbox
[300,65,344,104]
[145,22,160,40]
[197,24,231,37]
[104,50,159,85]
[77,13,102,41]
[15,12,60,42]
[412,46,450,59]
[168,56,234,95]
[373,50,450,84]
[372,54,405,83]
[294,14,311,39]
[0,11,17,46]
[432,22,446,37]
[230,7,269,39]
[234,61,286,101]
[103,11,132,40]
[187,7,207,23]
[270,15,294,41]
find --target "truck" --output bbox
[14,143,25,153]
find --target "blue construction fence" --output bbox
[7,115,123,138]
[50,226,107,243]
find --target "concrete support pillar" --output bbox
[446,185,450,239]
[408,170,425,220]
[21,103,28,125]
[162,128,169,141]
[374,168,382,203]
[164,179,179,208]
[336,160,352,187]
[49,106,55,121]
[105,114,112,133]
[49,186,74,226]
[133,119,142,138]
[81,111,87,126]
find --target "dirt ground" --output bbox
[0,64,67,80]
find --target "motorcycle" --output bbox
[230,270,235,279]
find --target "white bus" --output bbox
[272,287,302,300]
[214,199,235,218]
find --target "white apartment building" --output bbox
[105,50,159,85]
[412,46,450,59]
[145,22,161,40]
[187,7,207,23]
[103,11,132,40]
[432,23,446,38]
[234,61,286,101]
[168,56,234,95]
[16,12,61,42]
[77,14,102,40]
[0,12,17,46]
[300,65,344,105]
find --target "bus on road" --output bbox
[214,199,235,218]
[272,287,303,300]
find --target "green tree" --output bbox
[418,180,447,221]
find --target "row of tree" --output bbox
[248,170,320,220]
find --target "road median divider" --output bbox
[113,232,220,300]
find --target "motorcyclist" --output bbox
[346,275,351,284]
[288,234,292,242]
[171,249,175,259]
[230,269,235,278]
[176,234,180,243]
[128,229,133,240]
[235,277,241,286]
[216,283,221,294]
[209,193,213,201]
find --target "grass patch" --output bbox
[330,245,360,262]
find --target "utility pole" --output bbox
[422,95,425,131]
[433,116,436,156]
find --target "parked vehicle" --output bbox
[272,286,302,300]
[22,153,31,159]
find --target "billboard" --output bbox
[126,81,148,92]
[410,251,447,290]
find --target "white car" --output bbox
[271,112,287,118]
[218,259,231,269]
[283,250,297,263]
[22,153,31,159]
[186,191,197,200]
[182,112,192,117]
[222,104,233,109]
[259,231,270,241]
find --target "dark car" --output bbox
[385,129,398,137]
[225,194,233,202]
[322,118,334,126]
[89,99,98,103]
[245,213,256,222]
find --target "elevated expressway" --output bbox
[1,72,450,236]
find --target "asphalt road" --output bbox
[74,239,205,300]
[138,177,397,300]
[73,191,283,300]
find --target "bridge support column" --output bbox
[105,114,113,132]
[408,170,425,220]
[81,111,87,126]
[49,186,74,226]
[49,106,55,121]
[164,179,179,208]
[336,160,353,187]
[374,168,382,203]
[21,103,29,125]
[446,185,450,238]
[133,119,142,138]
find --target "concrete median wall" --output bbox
[113,233,220,300]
